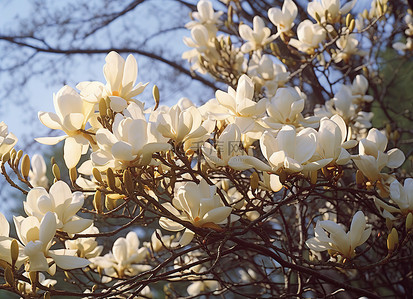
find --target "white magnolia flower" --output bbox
[351,75,373,104]
[92,102,171,171]
[214,74,267,138]
[90,231,150,282]
[313,115,357,165]
[307,0,356,23]
[260,125,332,173]
[375,179,413,221]
[315,84,373,130]
[14,212,90,272]
[0,121,17,158]
[248,54,290,97]
[263,87,306,129]
[155,98,215,151]
[36,85,95,168]
[24,181,93,235]
[159,179,239,246]
[333,33,366,63]
[202,124,244,167]
[28,154,48,188]
[65,225,103,259]
[289,20,326,54]
[185,0,223,36]
[182,25,219,73]
[353,128,405,185]
[239,16,276,53]
[77,51,148,112]
[268,0,298,35]
[306,211,371,259]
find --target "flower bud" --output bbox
[21,154,31,179]
[52,163,61,181]
[153,85,160,111]
[99,98,107,117]
[106,168,116,191]
[387,228,398,252]
[406,213,413,231]
[92,168,103,184]
[345,14,352,28]
[348,19,355,33]
[2,151,10,163]
[11,239,19,267]
[93,190,102,213]
[123,169,135,195]
[250,172,259,190]
[4,266,14,287]
[69,167,77,185]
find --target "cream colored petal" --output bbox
[0,213,9,237]
[64,137,83,169]
[38,112,63,130]
[122,54,138,88]
[201,206,232,224]
[63,218,93,234]
[39,212,56,246]
[159,217,184,232]
[104,51,125,92]
[349,211,366,250]
[179,229,195,246]
[49,250,90,270]
[35,135,68,145]
[386,148,405,168]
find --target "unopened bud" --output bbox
[153,85,160,111]
[1,152,10,163]
[99,98,107,117]
[377,1,383,16]
[44,292,51,299]
[15,150,23,167]
[356,170,365,187]
[4,266,14,287]
[93,190,102,213]
[92,168,103,184]
[21,154,31,179]
[362,9,369,19]
[228,5,233,24]
[106,168,116,191]
[345,14,352,28]
[348,19,355,33]
[406,212,413,231]
[11,239,19,267]
[123,169,135,195]
[214,38,221,52]
[52,163,61,181]
[69,167,77,185]
[28,271,37,291]
[387,228,398,252]
[250,172,259,190]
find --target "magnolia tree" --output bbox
[1,0,413,298]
